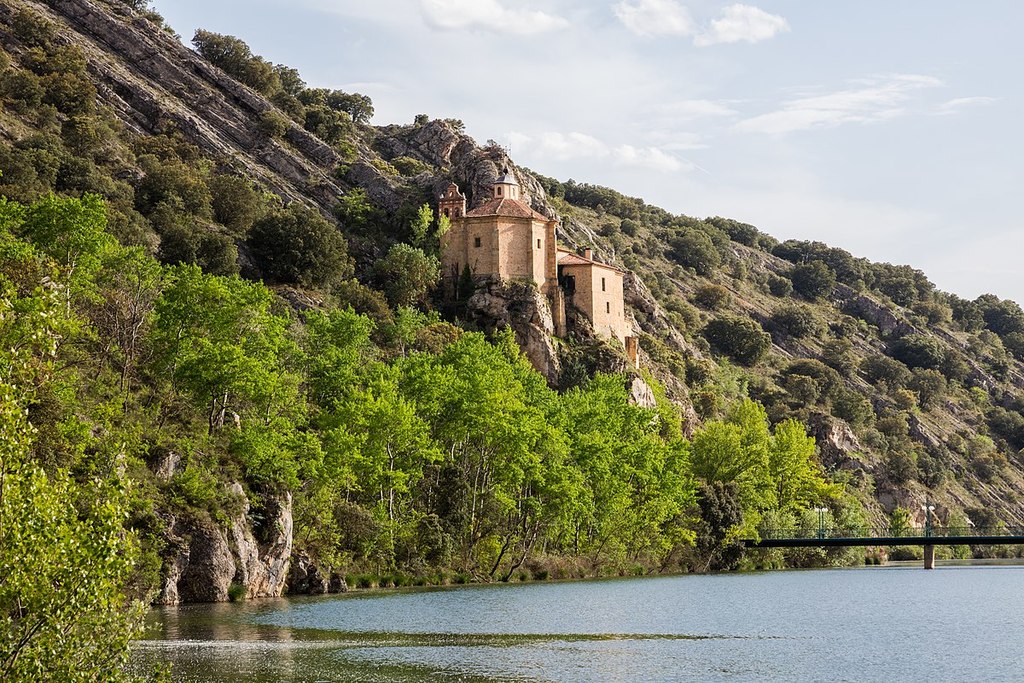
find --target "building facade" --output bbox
[440,171,637,361]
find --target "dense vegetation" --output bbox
[5,1,1024,679]
[1,193,838,679]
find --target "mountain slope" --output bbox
[3,0,1024,614]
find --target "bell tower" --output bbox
[438,182,466,220]
[492,167,520,200]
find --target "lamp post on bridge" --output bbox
[814,506,829,540]
[921,502,936,570]
[921,502,935,538]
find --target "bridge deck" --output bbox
[743,527,1024,548]
[744,535,1024,548]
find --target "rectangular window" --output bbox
[601,277,606,291]
[537,238,541,249]
[474,236,481,248]
[606,301,610,314]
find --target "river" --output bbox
[131,563,1024,682]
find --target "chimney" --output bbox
[583,248,592,260]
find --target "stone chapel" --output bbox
[438,170,639,365]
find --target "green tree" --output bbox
[152,265,300,433]
[374,243,440,308]
[191,29,281,95]
[702,315,771,365]
[769,303,818,338]
[248,204,352,289]
[889,334,945,371]
[790,261,836,301]
[0,216,143,680]
[669,228,720,276]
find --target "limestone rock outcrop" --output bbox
[466,278,560,386]
[156,484,293,604]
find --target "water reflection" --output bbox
[133,566,1024,682]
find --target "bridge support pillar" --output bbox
[923,544,935,569]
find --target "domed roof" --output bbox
[494,167,518,186]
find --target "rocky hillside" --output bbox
[4,0,1024,612]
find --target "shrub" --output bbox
[779,359,843,401]
[248,204,352,289]
[790,261,836,301]
[889,334,944,371]
[669,228,720,276]
[769,303,818,338]
[767,274,793,297]
[391,156,432,176]
[208,174,262,235]
[373,244,440,308]
[861,354,911,388]
[258,110,289,138]
[822,338,856,377]
[882,450,918,484]
[692,284,731,310]
[702,315,771,366]
[832,389,873,427]
[909,369,947,410]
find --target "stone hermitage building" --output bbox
[438,170,639,365]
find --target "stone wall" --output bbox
[561,263,629,344]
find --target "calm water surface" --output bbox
[132,564,1024,682]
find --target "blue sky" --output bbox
[155,0,1023,305]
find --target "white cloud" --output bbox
[509,131,610,161]
[656,99,739,120]
[613,0,694,37]
[421,0,569,35]
[694,4,789,47]
[735,74,944,134]
[614,144,689,172]
[936,96,999,115]
[507,131,688,172]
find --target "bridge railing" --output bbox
[756,526,1024,541]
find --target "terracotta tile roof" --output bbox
[556,248,627,274]
[557,252,592,266]
[464,197,550,221]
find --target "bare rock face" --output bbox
[156,484,293,604]
[287,553,331,595]
[13,0,347,217]
[466,279,560,386]
[628,375,657,409]
[150,447,182,482]
[227,484,293,600]
[807,413,864,472]
[837,286,918,338]
[157,515,234,605]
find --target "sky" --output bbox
[155,0,1024,304]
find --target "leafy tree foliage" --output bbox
[374,243,440,308]
[702,315,771,365]
[248,204,353,289]
[889,334,945,371]
[192,29,281,95]
[769,302,818,338]
[790,261,836,301]
[692,283,731,310]
[0,196,144,681]
[669,228,720,276]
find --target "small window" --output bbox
[606,301,610,314]
[474,236,481,248]
[497,187,502,196]
[601,277,606,292]
[443,208,450,218]
[536,238,541,249]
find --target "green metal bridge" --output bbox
[742,525,1024,568]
